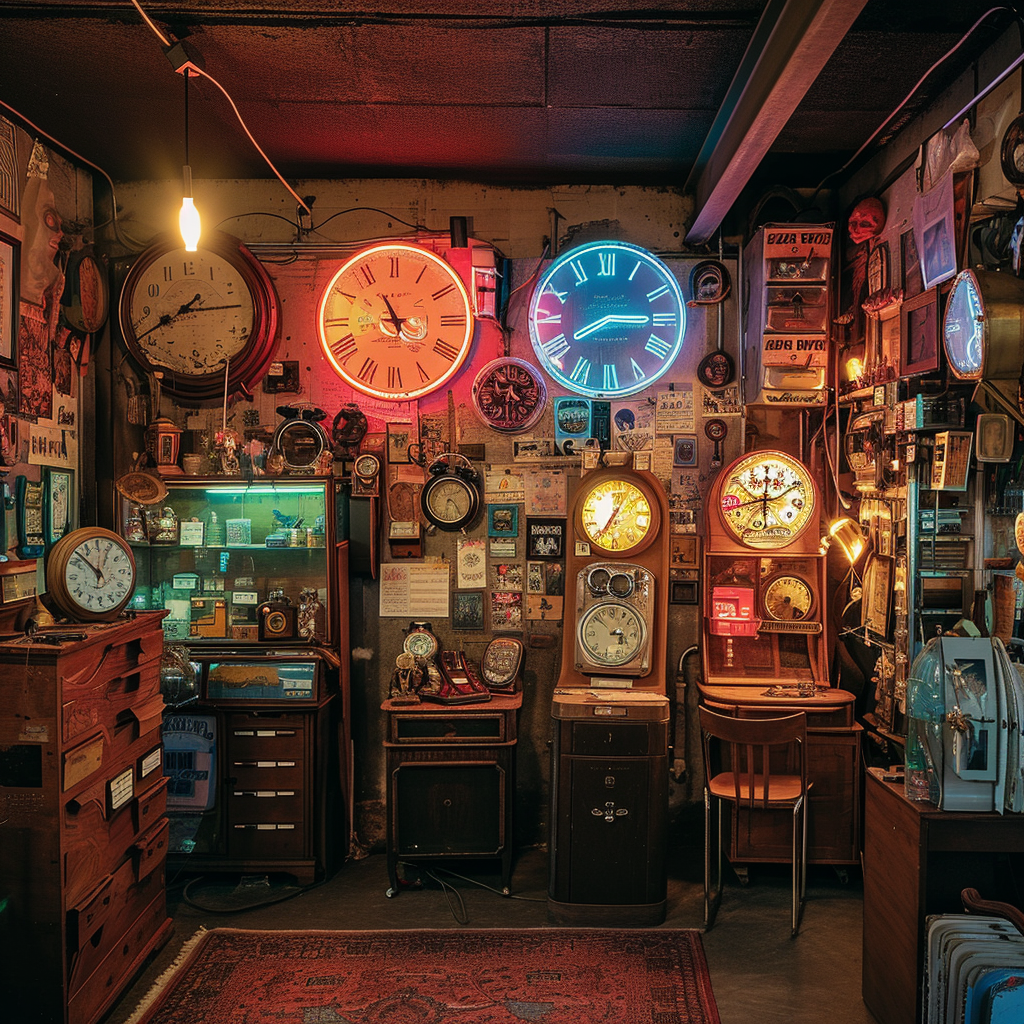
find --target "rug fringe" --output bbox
[124,926,209,1024]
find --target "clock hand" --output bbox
[380,294,405,332]
[132,293,205,342]
[191,303,243,312]
[573,314,650,341]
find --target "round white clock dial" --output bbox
[578,601,647,667]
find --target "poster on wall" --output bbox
[0,229,16,368]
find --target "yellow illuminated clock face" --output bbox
[719,452,815,550]
[763,575,814,621]
[317,243,474,401]
[579,477,656,554]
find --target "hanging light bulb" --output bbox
[180,166,201,251]
[179,69,201,251]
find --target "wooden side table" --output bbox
[862,767,1024,1024]
[382,693,522,897]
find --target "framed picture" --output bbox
[901,227,923,299]
[861,554,893,637]
[386,421,413,464]
[901,289,939,376]
[526,517,564,559]
[0,229,17,369]
[487,503,519,537]
[452,591,485,631]
[43,467,73,547]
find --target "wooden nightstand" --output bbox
[381,693,522,896]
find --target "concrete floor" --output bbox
[104,814,876,1024]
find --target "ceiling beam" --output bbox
[684,0,869,244]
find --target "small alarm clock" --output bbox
[258,593,298,641]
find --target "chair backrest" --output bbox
[699,705,808,810]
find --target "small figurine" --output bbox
[297,586,322,641]
[389,651,421,704]
[215,428,241,476]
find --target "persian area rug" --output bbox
[127,926,720,1024]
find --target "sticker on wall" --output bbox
[490,591,523,630]
[527,594,564,620]
[524,467,567,516]
[611,400,655,451]
[487,504,519,538]
[655,386,695,434]
[489,562,523,592]
[456,537,487,589]
[526,518,565,559]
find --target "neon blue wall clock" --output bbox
[528,240,686,398]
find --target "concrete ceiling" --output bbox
[0,1,1015,236]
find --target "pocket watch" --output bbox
[317,242,474,400]
[420,453,482,532]
[119,231,281,400]
[528,240,686,398]
[575,469,661,556]
[46,527,137,622]
[577,601,647,667]
[718,451,816,550]
[403,621,440,661]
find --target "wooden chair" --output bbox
[699,706,812,937]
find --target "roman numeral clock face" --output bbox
[528,241,686,398]
[318,243,474,400]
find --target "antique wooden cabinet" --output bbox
[0,612,172,1024]
[119,479,351,880]
[382,693,522,897]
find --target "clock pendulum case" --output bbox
[549,463,672,926]
[700,449,862,868]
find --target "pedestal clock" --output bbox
[549,459,671,926]
[700,449,861,869]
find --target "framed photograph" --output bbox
[43,467,73,547]
[386,421,413,464]
[452,591,485,631]
[487,503,519,537]
[901,228,923,299]
[901,289,939,376]
[526,517,564,559]
[0,229,18,369]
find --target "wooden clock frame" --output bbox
[557,465,670,692]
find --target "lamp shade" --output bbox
[828,517,867,564]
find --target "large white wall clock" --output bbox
[317,242,474,401]
[528,240,686,398]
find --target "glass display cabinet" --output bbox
[119,478,349,882]
[119,478,333,645]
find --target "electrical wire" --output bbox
[180,874,332,915]
[312,207,428,234]
[129,0,312,217]
[0,97,146,252]
[810,6,1021,201]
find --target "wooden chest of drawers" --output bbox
[0,613,173,1024]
